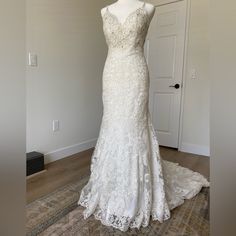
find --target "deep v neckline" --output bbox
[106,2,146,26]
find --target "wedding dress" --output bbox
[78,2,209,232]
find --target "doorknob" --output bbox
[169,83,180,89]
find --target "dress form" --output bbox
[101,0,155,24]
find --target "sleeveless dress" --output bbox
[78,3,209,232]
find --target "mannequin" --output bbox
[101,0,155,24]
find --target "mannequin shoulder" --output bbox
[101,3,115,16]
[144,2,156,15]
[101,7,107,17]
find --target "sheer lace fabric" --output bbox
[78,4,209,232]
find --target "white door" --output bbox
[145,0,187,148]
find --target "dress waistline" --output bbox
[107,48,144,59]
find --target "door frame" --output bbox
[177,0,191,151]
[150,0,191,150]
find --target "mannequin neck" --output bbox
[117,0,140,5]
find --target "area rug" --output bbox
[26,174,209,236]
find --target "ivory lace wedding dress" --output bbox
[78,3,209,232]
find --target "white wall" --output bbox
[26,0,112,163]
[180,0,210,156]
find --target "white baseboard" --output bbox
[180,142,210,156]
[44,138,97,164]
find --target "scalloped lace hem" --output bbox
[78,199,172,232]
[78,169,209,232]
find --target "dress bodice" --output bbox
[102,3,151,56]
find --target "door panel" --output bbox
[149,35,176,78]
[152,93,173,132]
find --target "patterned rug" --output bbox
[26,174,209,236]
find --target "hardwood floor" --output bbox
[26,147,209,204]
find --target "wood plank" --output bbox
[27,147,209,204]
